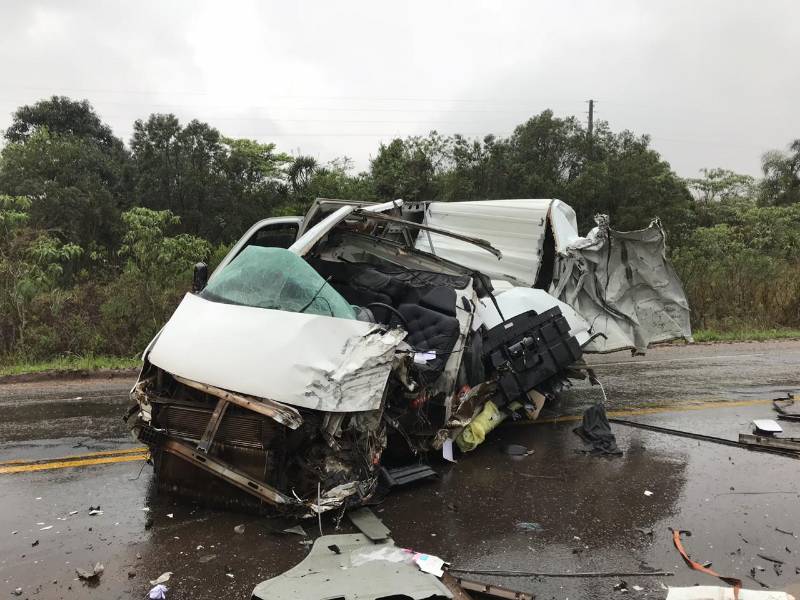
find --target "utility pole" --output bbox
[587,99,594,139]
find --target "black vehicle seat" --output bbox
[397,286,460,377]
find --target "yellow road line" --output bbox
[0,452,149,474]
[0,398,777,474]
[0,446,148,466]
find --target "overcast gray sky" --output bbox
[1,0,798,177]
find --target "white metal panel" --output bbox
[147,294,406,412]
[416,199,554,286]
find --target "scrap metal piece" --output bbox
[172,374,302,429]
[251,534,453,600]
[196,399,229,453]
[348,507,391,541]
[738,433,800,454]
[380,464,438,487]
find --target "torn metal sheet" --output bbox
[147,293,406,412]
[551,216,692,353]
[250,534,453,600]
[416,199,555,285]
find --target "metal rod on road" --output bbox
[448,568,674,578]
[609,418,800,459]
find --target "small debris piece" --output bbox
[500,443,531,456]
[166,513,174,519]
[281,525,307,537]
[233,524,245,534]
[198,554,217,564]
[76,562,104,581]
[614,580,629,592]
[774,562,783,576]
[39,525,53,531]
[226,573,234,579]
[31,539,39,547]
[756,553,784,564]
[328,544,341,555]
[12,588,22,596]
[635,528,655,537]
[88,509,103,516]
[347,507,390,541]
[128,570,136,578]
[643,490,654,497]
[632,585,644,591]
[516,522,544,532]
[149,572,172,586]
[776,527,795,536]
[149,584,168,599]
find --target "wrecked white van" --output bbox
[126,198,690,514]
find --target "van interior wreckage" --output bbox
[125,198,691,515]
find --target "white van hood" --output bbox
[147,293,406,412]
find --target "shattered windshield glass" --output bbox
[200,246,356,319]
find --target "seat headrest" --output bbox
[420,286,457,316]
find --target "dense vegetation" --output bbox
[1,96,799,364]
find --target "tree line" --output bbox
[1,96,799,361]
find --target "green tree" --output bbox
[100,208,210,352]
[760,140,800,206]
[0,128,126,260]
[4,96,123,153]
[685,168,756,204]
[371,138,436,201]
[0,195,82,355]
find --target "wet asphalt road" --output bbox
[1,340,799,599]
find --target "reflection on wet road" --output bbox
[1,341,799,599]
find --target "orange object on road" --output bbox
[671,528,741,599]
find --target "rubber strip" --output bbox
[671,529,741,599]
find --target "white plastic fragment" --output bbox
[413,350,437,365]
[148,584,168,599]
[234,524,245,534]
[149,572,172,586]
[644,490,654,497]
[442,438,456,463]
[39,525,53,531]
[413,553,447,577]
[166,513,174,518]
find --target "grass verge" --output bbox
[692,328,800,343]
[0,355,141,377]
